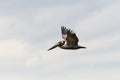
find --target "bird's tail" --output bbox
[79,46,86,49]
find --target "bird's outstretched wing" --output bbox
[61,26,79,46]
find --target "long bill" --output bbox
[48,42,60,51]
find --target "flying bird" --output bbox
[48,26,86,51]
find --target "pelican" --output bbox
[48,26,86,51]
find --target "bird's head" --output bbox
[48,40,65,51]
[58,40,65,46]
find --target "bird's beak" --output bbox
[48,42,61,51]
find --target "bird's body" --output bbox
[60,45,86,50]
[48,26,86,51]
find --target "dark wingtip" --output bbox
[61,26,64,29]
[61,26,65,28]
[61,26,67,30]
[61,26,65,30]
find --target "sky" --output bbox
[0,0,120,80]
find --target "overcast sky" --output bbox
[0,0,120,80]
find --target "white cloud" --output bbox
[77,51,120,64]
[25,56,40,67]
[44,50,120,67]
[0,16,15,27]
[0,39,27,59]
[76,1,120,35]
[0,69,120,80]
[86,33,120,51]
[33,4,86,28]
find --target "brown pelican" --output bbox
[48,26,86,51]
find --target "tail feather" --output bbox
[79,46,86,49]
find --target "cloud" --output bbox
[0,69,120,80]
[0,16,15,27]
[86,33,120,51]
[25,56,41,67]
[0,39,27,59]
[76,1,120,37]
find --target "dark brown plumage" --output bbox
[61,26,79,47]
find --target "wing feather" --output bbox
[61,26,79,46]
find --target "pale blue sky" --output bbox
[0,0,120,80]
